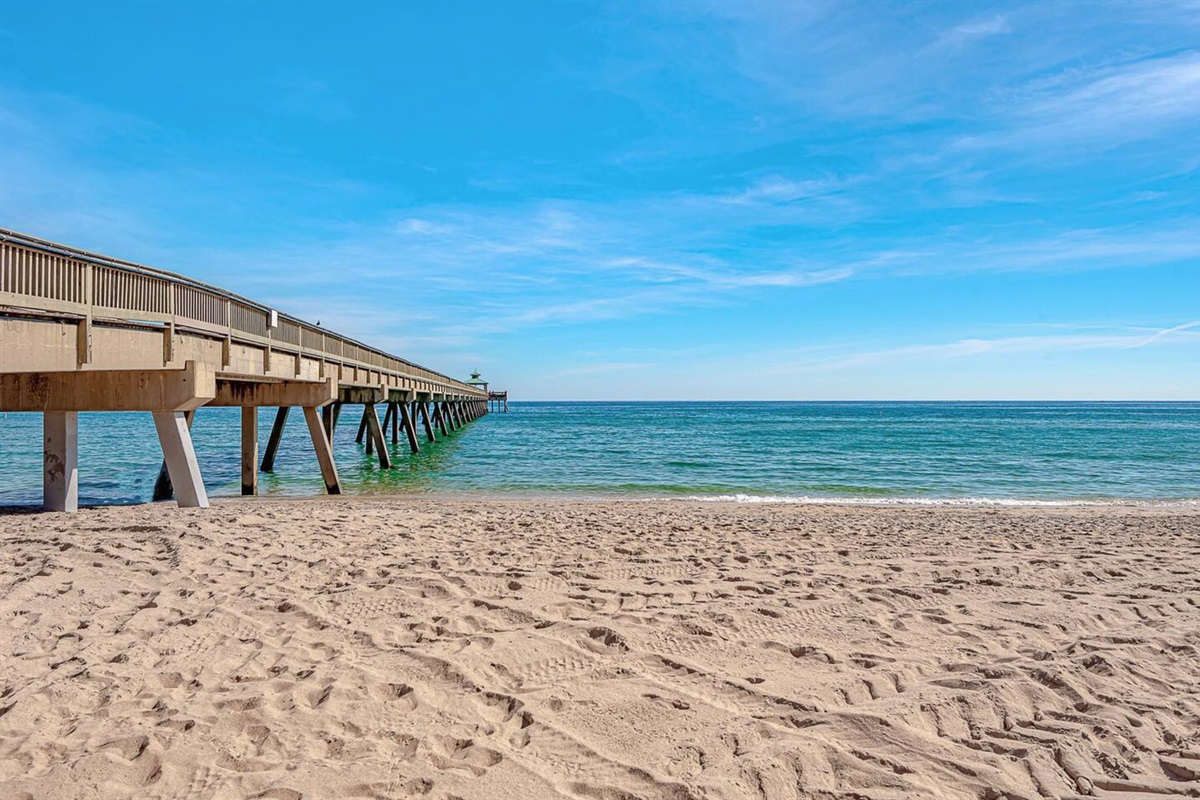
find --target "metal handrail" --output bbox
[0,228,480,394]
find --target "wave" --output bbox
[671,494,1200,507]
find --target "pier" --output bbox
[0,228,491,512]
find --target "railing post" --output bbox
[76,261,92,366]
[163,279,175,365]
[222,297,232,368]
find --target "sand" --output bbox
[1,499,1198,800]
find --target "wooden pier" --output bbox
[0,228,492,512]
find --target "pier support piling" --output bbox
[241,407,258,496]
[381,402,395,444]
[356,409,369,445]
[261,407,289,472]
[399,401,420,453]
[153,408,196,501]
[43,411,79,513]
[322,402,341,439]
[152,411,209,509]
[363,403,391,468]
[418,401,435,442]
[303,406,341,494]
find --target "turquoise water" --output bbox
[1,402,1197,506]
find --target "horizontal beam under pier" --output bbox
[0,361,215,412]
[208,377,337,408]
[338,384,387,405]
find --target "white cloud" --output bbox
[937,14,1011,48]
[780,321,1200,373]
[973,51,1200,149]
[395,218,453,236]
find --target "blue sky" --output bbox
[1,1,1197,399]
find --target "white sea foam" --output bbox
[673,494,1200,507]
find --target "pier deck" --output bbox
[1,228,490,512]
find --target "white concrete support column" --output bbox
[43,411,79,513]
[241,406,258,496]
[154,410,197,500]
[152,411,209,508]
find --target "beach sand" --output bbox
[1,499,1197,800]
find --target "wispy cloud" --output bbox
[1128,319,1200,348]
[975,51,1200,149]
[778,321,1200,373]
[937,14,1011,48]
[720,175,854,205]
[270,73,353,122]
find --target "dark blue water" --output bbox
[1,402,1197,506]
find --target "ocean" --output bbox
[1,402,1197,507]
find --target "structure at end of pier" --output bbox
[0,228,495,512]
[466,370,509,413]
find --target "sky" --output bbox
[1,1,1198,400]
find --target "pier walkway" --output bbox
[0,228,489,512]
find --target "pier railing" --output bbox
[0,228,479,394]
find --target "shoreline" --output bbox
[3,498,1197,799]
[4,490,1199,515]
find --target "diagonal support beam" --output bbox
[399,402,420,453]
[153,409,197,500]
[152,411,209,508]
[419,401,436,442]
[322,403,336,440]
[381,402,396,444]
[261,406,289,472]
[303,406,341,494]
[356,407,369,445]
[364,402,391,469]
